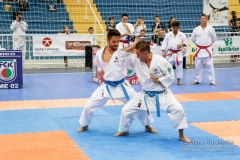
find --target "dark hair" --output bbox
[109,16,114,21]
[88,27,93,31]
[107,29,121,39]
[140,29,145,32]
[172,21,180,27]
[154,15,160,19]
[200,14,208,18]
[231,11,236,15]
[121,13,128,18]
[16,12,22,16]
[169,16,174,24]
[136,41,150,53]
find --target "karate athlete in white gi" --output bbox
[10,12,28,62]
[78,29,156,133]
[191,14,217,85]
[162,21,187,85]
[116,13,134,50]
[114,41,191,143]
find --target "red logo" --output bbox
[42,37,52,47]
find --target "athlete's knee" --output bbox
[171,104,184,114]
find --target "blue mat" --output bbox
[1,68,240,101]
[1,104,240,159]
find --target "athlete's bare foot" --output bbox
[178,129,191,143]
[145,125,157,134]
[114,132,129,137]
[210,82,216,86]
[191,81,199,85]
[179,136,192,143]
[177,81,183,85]
[177,79,183,85]
[77,126,88,132]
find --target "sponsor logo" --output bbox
[218,38,240,53]
[0,59,17,83]
[65,41,91,50]
[42,37,52,47]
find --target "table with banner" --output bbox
[0,50,23,89]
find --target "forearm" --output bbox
[10,22,18,30]
[21,22,28,31]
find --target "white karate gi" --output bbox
[191,24,217,83]
[10,20,28,62]
[79,48,137,127]
[117,54,188,132]
[162,31,187,79]
[116,22,134,49]
[89,34,98,45]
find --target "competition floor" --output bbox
[0,64,240,160]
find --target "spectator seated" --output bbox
[18,0,28,11]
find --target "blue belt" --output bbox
[104,78,130,103]
[143,90,165,117]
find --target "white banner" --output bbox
[212,36,240,55]
[33,34,93,56]
[188,36,240,56]
[203,0,229,26]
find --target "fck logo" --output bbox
[223,38,233,47]
[0,59,17,83]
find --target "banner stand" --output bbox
[0,50,23,89]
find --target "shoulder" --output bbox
[116,22,122,26]
[128,23,134,26]
[96,48,104,56]
[193,26,199,32]
[179,31,186,36]
[207,25,215,31]
[153,54,164,61]
[116,49,130,57]
[165,32,172,37]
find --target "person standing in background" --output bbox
[191,14,217,86]
[230,18,240,62]
[162,21,187,85]
[167,16,175,33]
[88,27,97,45]
[116,13,135,49]
[59,25,71,67]
[10,12,28,62]
[107,17,116,32]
